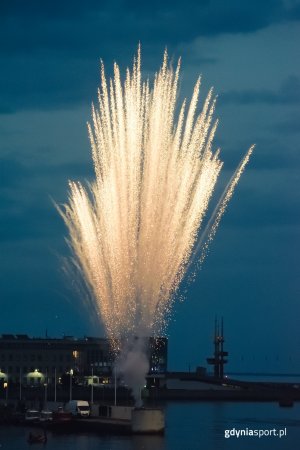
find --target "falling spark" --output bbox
[58,47,252,365]
[190,144,255,269]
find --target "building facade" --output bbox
[0,334,167,386]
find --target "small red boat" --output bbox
[52,408,72,422]
[27,432,47,444]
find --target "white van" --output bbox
[65,400,90,417]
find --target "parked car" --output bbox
[40,410,53,422]
[25,409,40,423]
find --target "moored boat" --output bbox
[52,407,72,422]
[27,431,47,444]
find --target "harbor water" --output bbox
[1,401,299,450]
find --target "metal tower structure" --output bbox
[206,317,228,378]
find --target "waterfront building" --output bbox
[0,334,167,385]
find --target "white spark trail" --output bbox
[190,145,255,269]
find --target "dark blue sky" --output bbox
[0,0,299,373]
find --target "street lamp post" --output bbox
[44,370,48,409]
[91,366,94,405]
[114,366,117,406]
[19,367,22,401]
[54,368,57,403]
[3,381,8,405]
[69,369,73,401]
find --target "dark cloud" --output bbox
[0,157,30,187]
[222,188,300,229]
[219,136,300,171]
[0,155,94,243]
[252,144,300,169]
[0,200,63,242]
[0,0,299,112]
[51,161,93,178]
[285,1,300,20]
[0,157,93,189]
[0,0,105,19]
[0,56,100,113]
[0,0,295,54]
[220,75,300,105]
[270,115,300,134]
